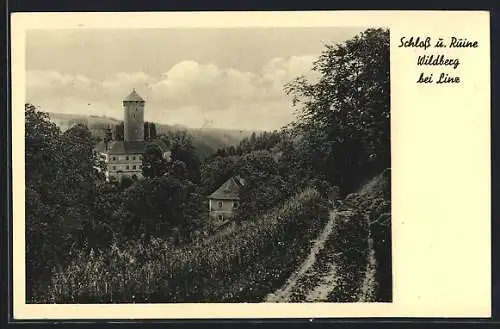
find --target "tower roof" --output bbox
[123,89,145,102]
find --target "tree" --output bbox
[169,160,189,181]
[200,155,240,196]
[142,143,168,178]
[150,123,157,140]
[144,122,158,141]
[25,104,61,188]
[88,184,121,249]
[119,175,134,189]
[114,122,124,141]
[161,131,201,184]
[114,175,202,243]
[285,28,390,194]
[235,150,292,221]
[25,104,105,300]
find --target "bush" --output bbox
[43,188,330,303]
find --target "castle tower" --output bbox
[123,88,145,142]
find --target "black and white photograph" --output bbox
[24,25,391,304]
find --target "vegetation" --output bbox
[25,28,391,303]
[285,28,390,195]
[328,170,391,302]
[326,210,370,302]
[45,189,329,303]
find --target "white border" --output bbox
[11,10,491,319]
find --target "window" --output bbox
[126,156,129,160]
[133,165,136,169]
[233,201,239,209]
[218,215,224,221]
[218,201,223,208]
[133,156,136,160]
[126,165,130,170]
[112,157,116,161]
[112,166,116,170]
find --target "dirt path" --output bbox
[265,210,337,303]
[303,262,338,302]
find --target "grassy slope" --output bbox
[266,169,391,303]
[42,188,330,303]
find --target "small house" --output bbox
[207,175,246,223]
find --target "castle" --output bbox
[94,89,169,182]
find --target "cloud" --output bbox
[26,55,318,130]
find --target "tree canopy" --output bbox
[285,28,390,194]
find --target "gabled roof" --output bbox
[123,89,145,102]
[208,175,246,200]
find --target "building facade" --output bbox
[97,141,146,182]
[207,176,245,223]
[95,89,169,182]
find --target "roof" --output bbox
[123,89,145,102]
[208,175,246,200]
[95,139,170,155]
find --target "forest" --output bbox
[25,28,391,303]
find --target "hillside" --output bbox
[266,169,391,303]
[47,112,254,159]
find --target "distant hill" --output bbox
[47,112,254,159]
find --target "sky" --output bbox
[26,27,366,130]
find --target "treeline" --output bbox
[210,130,282,157]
